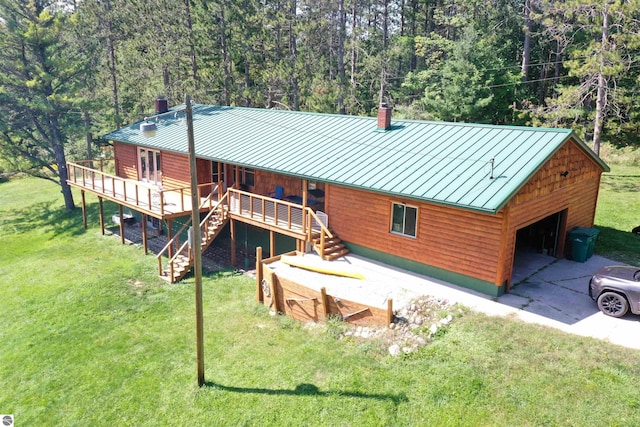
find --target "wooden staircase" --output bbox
[311,231,349,261]
[159,205,229,283]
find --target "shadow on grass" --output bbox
[1,197,114,239]
[600,174,640,193]
[594,225,640,264]
[204,381,408,405]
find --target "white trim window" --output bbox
[391,202,417,237]
[211,161,226,184]
[138,148,161,185]
[231,166,255,188]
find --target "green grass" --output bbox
[594,162,640,265]
[2,177,640,426]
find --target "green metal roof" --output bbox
[104,105,609,214]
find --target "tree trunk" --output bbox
[105,0,120,129]
[521,0,532,81]
[51,129,75,211]
[350,0,357,90]
[553,40,562,97]
[84,109,93,168]
[220,5,231,106]
[337,0,346,114]
[289,0,300,110]
[243,0,251,107]
[592,5,610,156]
[379,0,389,106]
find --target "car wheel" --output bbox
[597,292,629,318]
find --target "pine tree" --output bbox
[0,0,89,210]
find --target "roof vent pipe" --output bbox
[377,102,392,130]
[155,98,169,114]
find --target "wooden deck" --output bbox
[67,161,220,219]
[228,189,323,239]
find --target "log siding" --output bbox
[326,139,604,293]
[113,142,137,180]
[326,185,504,285]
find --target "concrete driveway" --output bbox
[326,252,640,351]
[499,252,640,350]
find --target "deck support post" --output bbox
[218,163,223,200]
[302,179,308,205]
[167,219,174,260]
[230,218,237,266]
[269,230,275,258]
[256,247,263,303]
[81,190,87,230]
[98,197,105,235]
[118,204,125,244]
[142,214,148,254]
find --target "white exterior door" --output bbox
[138,148,162,185]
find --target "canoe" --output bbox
[280,255,365,280]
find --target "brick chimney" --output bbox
[377,102,392,130]
[155,98,169,114]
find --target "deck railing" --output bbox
[228,188,306,233]
[67,161,221,216]
[228,189,334,257]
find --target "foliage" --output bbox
[402,28,520,123]
[524,0,640,152]
[3,0,640,208]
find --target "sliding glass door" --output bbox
[138,148,162,185]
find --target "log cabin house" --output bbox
[67,103,609,296]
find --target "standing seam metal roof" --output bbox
[104,105,609,214]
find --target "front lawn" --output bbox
[1,177,640,426]
[594,163,640,265]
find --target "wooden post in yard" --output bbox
[118,204,125,244]
[387,298,394,326]
[320,287,329,320]
[256,247,263,303]
[98,197,105,235]
[142,214,148,254]
[81,190,87,229]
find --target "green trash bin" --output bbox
[570,236,589,262]
[568,227,600,261]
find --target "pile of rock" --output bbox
[341,296,462,357]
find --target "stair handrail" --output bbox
[156,191,229,277]
[305,208,333,239]
[305,208,335,259]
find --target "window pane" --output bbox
[405,206,417,237]
[139,149,146,176]
[211,161,220,182]
[391,204,405,233]
[244,168,255,187]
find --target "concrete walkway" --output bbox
[327,252,640,351]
